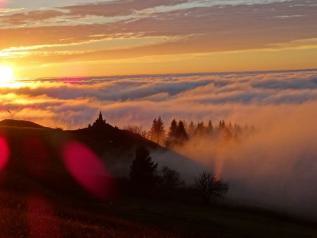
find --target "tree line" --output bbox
[87,113,229,204]
[128,146,228,204]
[126,117,255,147]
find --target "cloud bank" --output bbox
[176,102,317,218]
[1,69,317,218]
[0,69,316,129]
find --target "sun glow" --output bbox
[0,65,22,88]
[0,65,14,81]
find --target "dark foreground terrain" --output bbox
[1,182,317,238]
[0,120,316,237]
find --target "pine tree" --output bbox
[207,120,213,134]
[188,121,195,136]
[156,117,165,144]
[219,120,226,129]
[166,119,178,147]
[150,117,165,144]
[176,120,189,143]
[168,119,178,139]
[90,111,107,129]
[150,118,158,141]
[130,146,158,193]
[195,122,206,135]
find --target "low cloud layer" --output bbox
[0,69,317,129]
[1,69,317,218]
[176,102,317,218]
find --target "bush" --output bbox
[159,166,184,191]
[195,172,228,204]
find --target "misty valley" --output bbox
[0,112,316,237]
[1,0,317,236]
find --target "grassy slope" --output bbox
[0,125,315,237]
[0,184,316,238]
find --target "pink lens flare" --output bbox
[62,141,114,199]
[0,136,10,171]
[0,0,6,8]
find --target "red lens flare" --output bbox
[62,141,113,199]
[0,136,10,171]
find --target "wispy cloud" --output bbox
[0,0,316,76]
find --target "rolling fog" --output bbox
[2,69,317,217]
[168,103,317,218]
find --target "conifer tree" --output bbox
[150,117,165,144]
[130,146,158,193]
[176,120,189,143]
[207,120,213,134]
[188,121,195,136]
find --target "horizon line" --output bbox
[29,67,317,81]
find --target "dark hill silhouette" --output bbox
[0,114,200,199]
[0,119,46,129]
[0,116,315,237]
[0,113,205,181]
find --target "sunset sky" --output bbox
[2,1,317,225]
[0,0,316,128]
[0,0,316,78]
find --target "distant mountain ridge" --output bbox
[0,119,46,128]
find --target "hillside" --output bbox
[0,115,200,192]
[0,117,316,237]
[0,119,46,128]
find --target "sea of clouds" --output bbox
[2,69,317,217]
[1,69,317,129]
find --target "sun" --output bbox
[0,65,14,82]
[0,65,20,88]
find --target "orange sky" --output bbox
[0,0,316,78]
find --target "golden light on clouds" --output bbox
[17,45,317,79]
[0,0,315,78]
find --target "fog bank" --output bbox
[174,103,317,218]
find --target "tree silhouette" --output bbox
[166,119,189,146]
[166,119,178,147]
[195,122,206,136]
[130,146,158,194]
[176,121,189,143]
[207,120,213,134]
[160,166,184,190]
[89,111,108,130]
[168,119,178,138]
[150,117,165,145]
[188,121,195,136]
[217,120,232,140]
[125,125,148,138]
[218,120,226,129]
[195,172,228,204]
